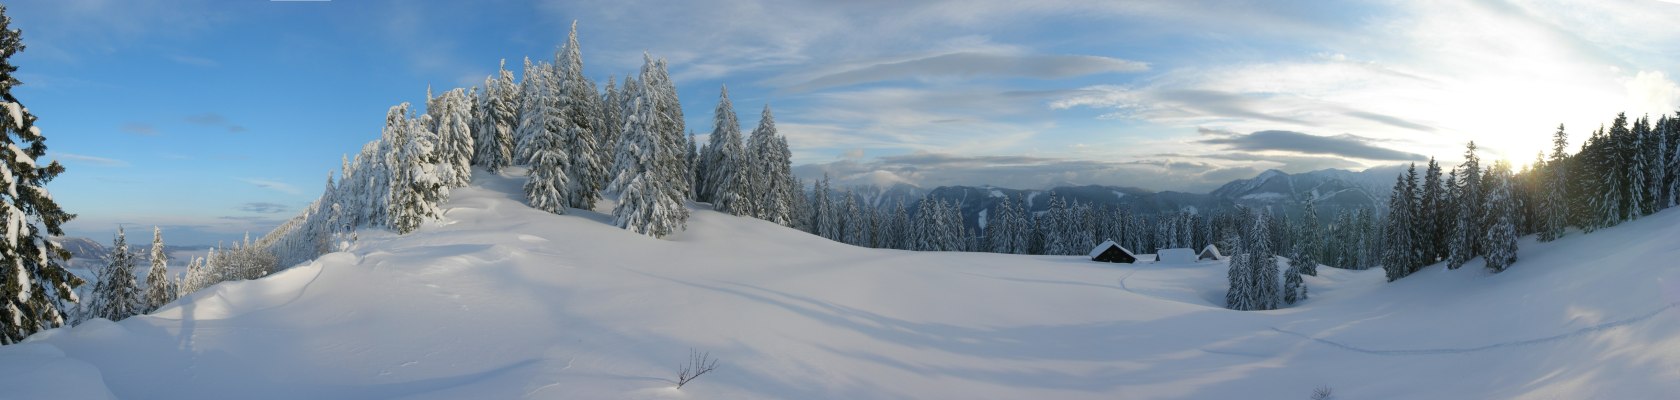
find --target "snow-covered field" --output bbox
[5,170,1680,399]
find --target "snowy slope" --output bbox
[5,169,1680,399]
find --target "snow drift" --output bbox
[4,169,1680,399]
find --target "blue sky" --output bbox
[8,0,1679,244]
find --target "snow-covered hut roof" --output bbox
[1199,244,1223,261]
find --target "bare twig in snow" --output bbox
[676,349,719,389]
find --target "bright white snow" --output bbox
[5,169,1680,399]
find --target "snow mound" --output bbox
[5,168,1680,399]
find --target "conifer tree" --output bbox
[843,190,868,246]
[1294,198,1320,276]
[144,226,173,312]
[704,86,745,213]
[89,228,143,322]
[0,7,80,342]
[1448,142,1481,269]
[473,60,518,173]
[1250,210,1280,310]
[1541,124,1569,241]
[1628,115,1649,218]
[555,22,606,209]
[514,59,557,166]
[1226,209,1254,311]
[1420,158,1444,262]
[1283,263,1306,305]
[607,54,689,238]
[523,94,572,215]
[1484,161,1519,272]
[428,88,475,188]
[1383,172,1415,281]
[386,105,445,234]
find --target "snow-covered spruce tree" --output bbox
[987,195,1016,254]
[428,88,474,188]
[514,58,556,166]
[1294,197,1320,276]
[1283,261,1306,306]
[522,91,572,215]
[176,256,204,298]
[89,228,143,322]
[844,190,870,246]
[686,132,700,199]
[1483,161,1519,272]
[555,22,606,210]
[1420,158,1444,262]
[1631,116,1653,217]
[1383,171,1415,281]
[1447,142,1481,269]
[1249,210,1280,310]
[700,87,739,204]
[0,9,80,342]
[745,106,794,225]
[387,105,446,234]
[474,60,518,173]
[144,226,174,312]
[607,54,689,238]
[1541,124,1569,241]
[1225,210,1254,311]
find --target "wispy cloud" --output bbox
[1196,130,1426,161]
[240,178,301,195]
[780,52,1148,92]
[120,122,158,136]
[796,151,1251,192]
[184,113,248,133]
[51,152,130,167]
[238,202,290,214]
[170,55,219,67]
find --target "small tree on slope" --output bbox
[144,226,174,312]
[0,6,81,343]
[88,227,143,322]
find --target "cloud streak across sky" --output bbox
[9,0,1680,243]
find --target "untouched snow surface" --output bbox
[6,170,1680,399]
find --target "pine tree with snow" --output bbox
[428,88,475,188]
[1225,210,1254,311]
[1294,198,1321,276]
[607,54,689,238]
[555,22,607,210]
[1541,124,1569,241]
[473,60,518,173]
[514,58,557,166]
[686,131,700,199]
[1250,210,1280,310]
[988,195,1017,254]
[1382,171,1416,281]
[1628,116,1649,218]
[144,226,173,312]
[1420,158,1445,262]
[386,105,446,234]
[1484,161,1519,272]
[0,10,81,342]
[89,228,143,321]
[1283,262,1306,305]
[177,256,205,298]
[522,95,572,215]
[1447,142,1481,270]
[843,191,869,246]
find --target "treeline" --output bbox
[257,21,798,268]
[1377,112,1680,282]
[72,227,273,324]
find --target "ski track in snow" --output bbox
[1275,302,1680,356]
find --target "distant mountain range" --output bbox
[837,166,1407,232]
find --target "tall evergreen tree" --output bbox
[514,59,557,166]
[1225,212,1254,311]
[555,22,606,210]
[1420,158,1444,262]
[386,105,445,234]
[0,7,81,342]
[428,88,475,188]
[1541,124,1569,241]
[1628,115,1650,218]
[1447,142,1481,269]
[607,54,689,238]
[704,86,746,214]
[523,94,572,215]
[1294,197,1320,276]
[1383,172,1416,281]
[473,60,518,173]
[1484,161,1519,272]
[1250,210,1280,310]
[144,226,173,312]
